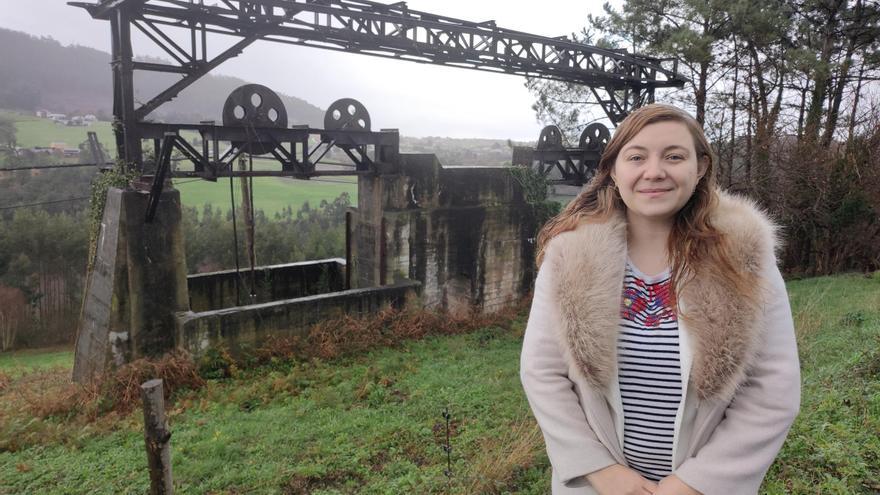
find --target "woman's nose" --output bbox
[642,156,666,178]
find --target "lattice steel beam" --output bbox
[69,0,688,169]
[72,0,686,117]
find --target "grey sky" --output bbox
[1,0,621,140]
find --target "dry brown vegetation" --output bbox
[0,350,204,452]
[463,417,545,494]
[245,299,531,367]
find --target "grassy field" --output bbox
[175,177,357,217]
[0,110,117,152]
[1,280,878,493]
[0,347,74,378]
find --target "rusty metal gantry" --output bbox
[70,0,688,182]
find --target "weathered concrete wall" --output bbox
[177,280,420,359]
[187,259,346,312]
[74,185,189,381]
[349,155,537,315]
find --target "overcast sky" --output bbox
[1,0,622,140]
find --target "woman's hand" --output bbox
[587,464,659,494]
[652,474,702,495]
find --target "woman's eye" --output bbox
[628,155,643,162]
[667,155,684,161]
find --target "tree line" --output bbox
[528,0,880,276]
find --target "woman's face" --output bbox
[610,120,708,226]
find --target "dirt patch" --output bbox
[282,469,364,495]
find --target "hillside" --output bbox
[0,28,325,126]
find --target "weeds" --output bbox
[854,334,880,379]
[251,298,530,367]
[463,418,544,494]
[102,349,205,415]
[790,282,831,351]
[840,310,867,328]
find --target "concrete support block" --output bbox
[73,186,189,382]
[348,155,538,317]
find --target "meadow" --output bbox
[175,176,357,218]
[0,110,116,151]
[0,272,878,494]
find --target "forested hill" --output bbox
[0,28,325,126]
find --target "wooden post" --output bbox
[141,379,173,495]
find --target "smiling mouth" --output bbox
[638,188,672,194]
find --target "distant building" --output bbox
[49,142,67,150]
[36,109,50,118]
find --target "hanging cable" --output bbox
[228,160,242,306]
[247,151,257,298]
[0,196,90,211]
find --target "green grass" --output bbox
[175,177,357,217]
[1,110,116,153]
[761,272,880,494]
[0,346,74,378]
[1,273,878,494]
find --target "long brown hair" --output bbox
[535,103,753,310]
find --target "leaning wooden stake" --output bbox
[141,378,173,495]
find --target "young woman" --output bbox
[520,104,801,495]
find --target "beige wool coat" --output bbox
[519,191,801,495]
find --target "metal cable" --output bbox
[229,158,242,306]
[0,196,90,211]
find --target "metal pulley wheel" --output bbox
[222,84,288,155]
[324,98,371,132]
[536,125,565,150]
[579,122,610,151]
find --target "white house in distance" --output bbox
[35,110,97,127]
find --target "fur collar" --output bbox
[545,189,780,402]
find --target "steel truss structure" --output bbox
[70,0,687,180]
[139,121,398,178]
[513,147,603,187]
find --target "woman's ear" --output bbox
[697,155,709,179]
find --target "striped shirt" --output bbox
[617,259,682,482]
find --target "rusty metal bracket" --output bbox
[145,133,176,223]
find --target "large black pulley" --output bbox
[324,98,371,132]
[536,125,565,150]
[578,122,610,151]
[222,84,288,155]
[322,98,372,148]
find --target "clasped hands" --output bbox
[645,474,701,495]
[587,464,702,495]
